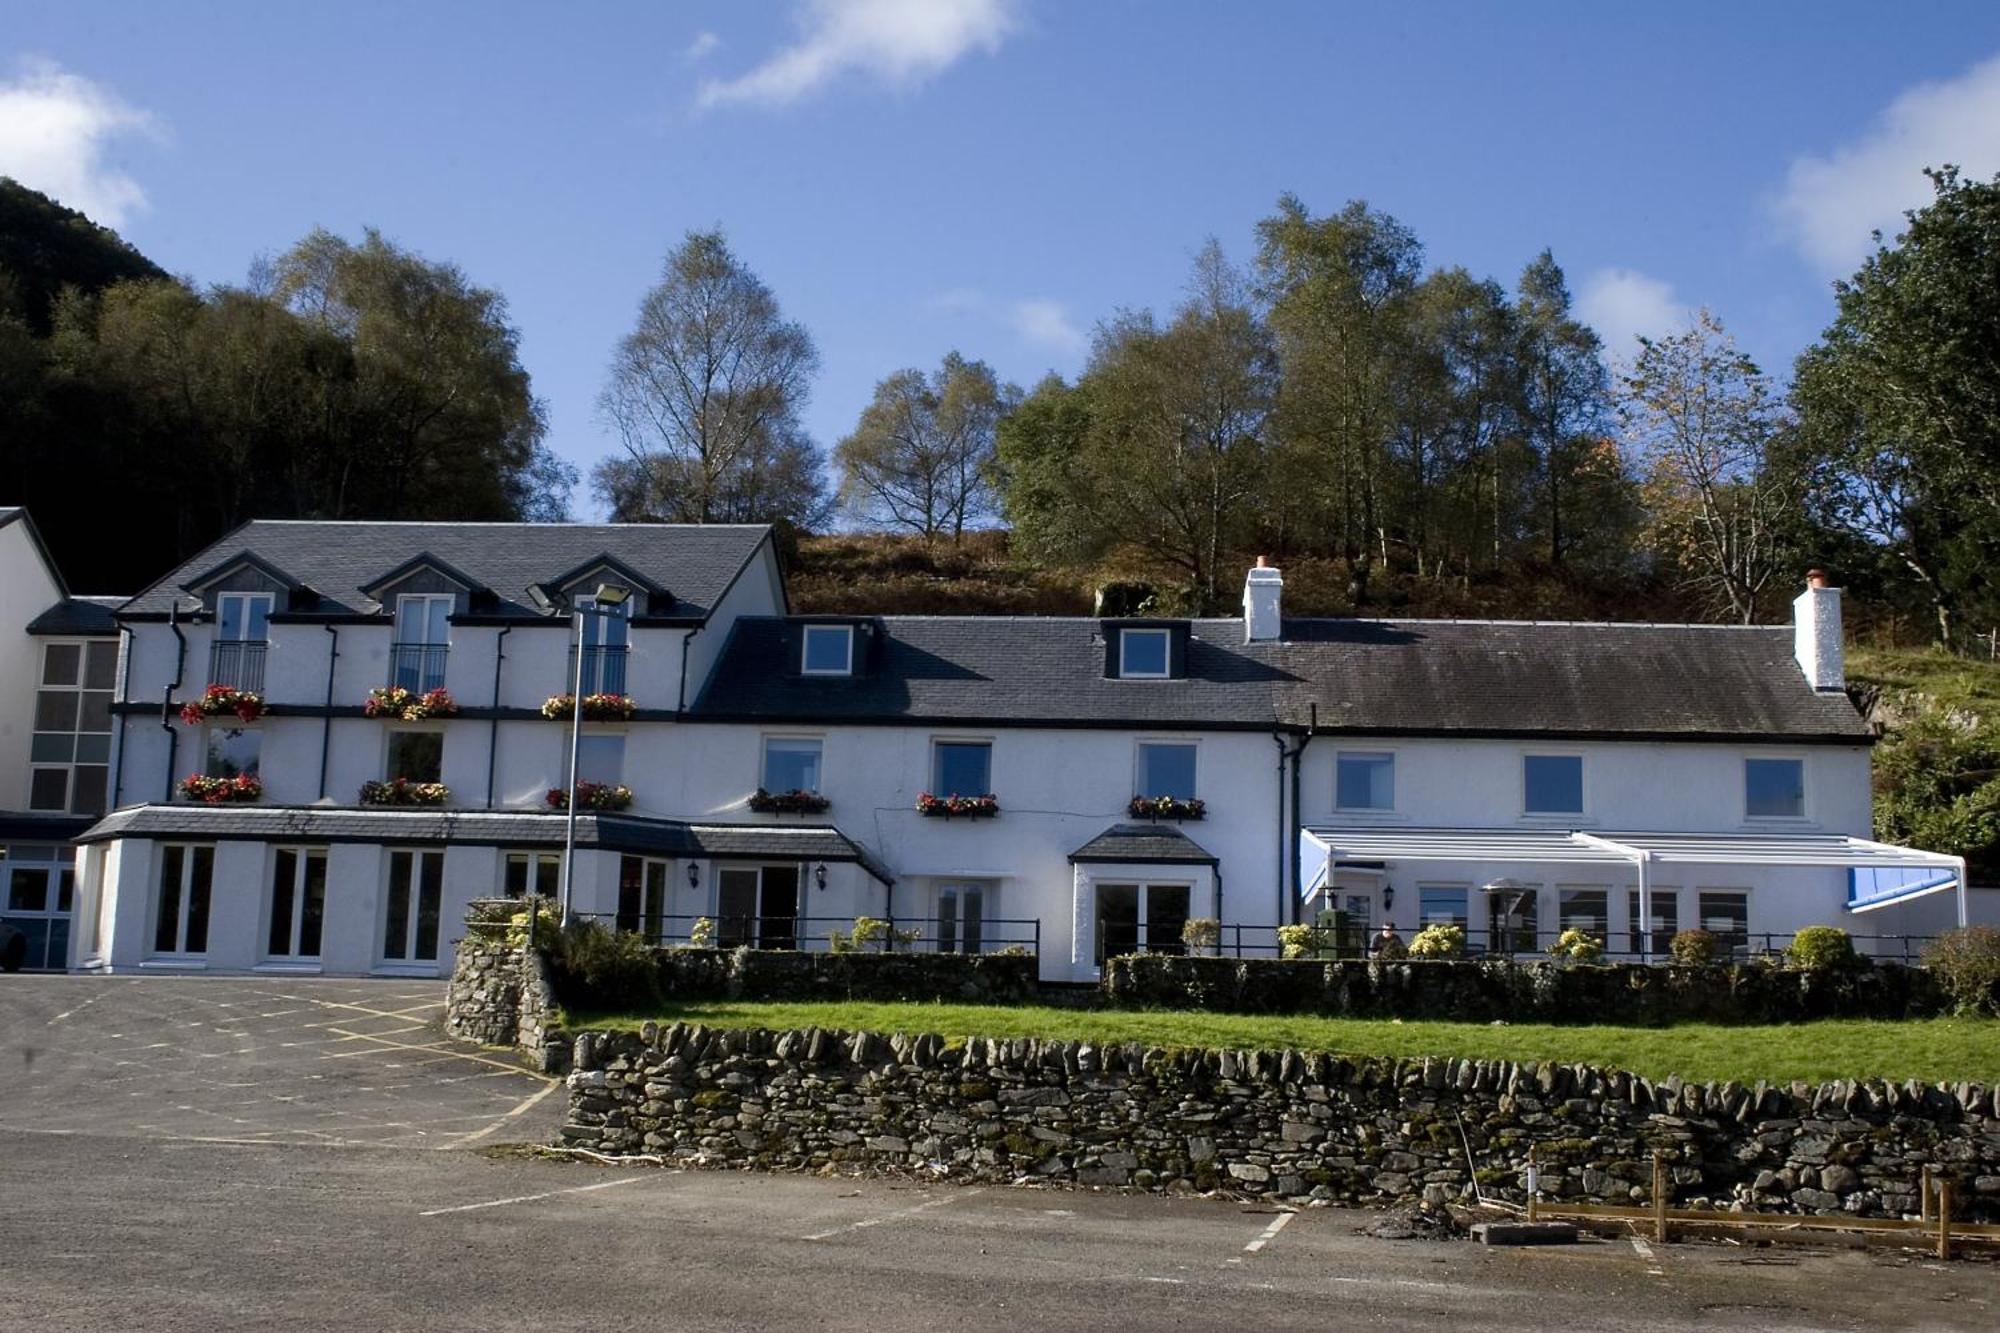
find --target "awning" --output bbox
[1300,825,1968,927]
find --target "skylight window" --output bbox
[802,624,854,676]
[1119,628,1171,679]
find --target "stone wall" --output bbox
[655,947,1039,1005]
[1103,955,1958,1024]
[560,1024,2000,1221]
[444,902,569,1073]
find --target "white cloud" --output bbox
[1773,52,2000,275]
[697,0,1019,111]
[683,31,722,63]
[0,59,158,228]
[1578,267,1690,364]
[1007,297,1084,356]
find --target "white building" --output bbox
[52,518,1971,982]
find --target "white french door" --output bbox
[383,849,444,964]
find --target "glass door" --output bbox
[3,855,74,971]
[938,881,986,953]
[714,865,799,949]
[383,850,443,963]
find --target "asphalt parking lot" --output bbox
[1,976,1994,1332]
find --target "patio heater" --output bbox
[558,582,631,926]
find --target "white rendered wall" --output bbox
[0,520,68,809]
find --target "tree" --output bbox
[1617,311,1791,623]
[0,177,167,334]
[994,373,1099,567]
[835,352,1016,539]
[594,416,831,528]
[597,230,822,525]
[1790,168,2000,643]
[1514,251,1628,571]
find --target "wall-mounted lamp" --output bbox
[686,862,701,890]
[1382,884,1396,912]
[814,862,828,892]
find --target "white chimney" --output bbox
[1243,556,1283,643]
[1793,569,1844,691]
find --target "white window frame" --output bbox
[1743,755,1807,822]
[1521,752,1585,817]
[265,847,328,961]
[936,879,993,954]
[574,731,626,786]
[1334,750,1396,813]
[802,624,855,676]
[761,735,825,793]
[1134,739,1199,800]
[31,639,115,815]
[1118,627,1172,679]
[393,594,454,646]
[216,591,275,643]
[930,737,994,797]
[205,723,262,779]
[381,848,445,964]
[504,850,562,900]
[1093,880,1195,964]
[152,843,215,958]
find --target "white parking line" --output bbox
[801,1189,981,1241]
[445,1081,563,1148]
[1225,1210,1295,1264]
[419,1175,648,1216]
[1630,1235,1665,1276]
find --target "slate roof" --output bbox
[693,616,1870,742]
[27,595,122,635]
[117,520,774,621]
[76,805,893,883]
[1070,822,1219,865]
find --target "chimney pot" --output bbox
[1807,568,1827,590]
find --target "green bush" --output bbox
[1548,928,1604,963]
[687,916,715,949]
[1407,924,1466,959]
[505,900,561,949]
[1276,923,1323,960]
[1181,917,1221,955]
[1668,928,1720,966]
[548,916,661,1009]
[1924,925,2000,1016]
[1787,926,1858,971]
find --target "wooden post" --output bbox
[1527,1145,1539,1222]
[1921,1166,1933,1225]
[1938,1182,1954,1262]
[1652,1151,1669,1244]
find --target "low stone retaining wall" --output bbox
[560,1024,2000,1221]
[445,927,569,1074]
[654,947,1039,1005]
[1103,955,1956,1024]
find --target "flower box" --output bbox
[178,773,263,804]
[1129,795,1205,822]
[179,685,265,726]
[546,781,633,812]
[359,777,451,807]
[748,787,831,815]
[916,792,999,819]
[541,692,638,722]
[364,685,459,720]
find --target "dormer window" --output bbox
[1119,627,1171,679]
[802,624,854,676]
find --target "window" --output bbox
[1558,886,1609,940]
[386,730,444,784]
[216,592,273,642]
[1487,884,1539,954]
[503,851,561,900]
[391,595,453,692]
[1626,889,1678,955]
[205,726,261,779]
[575,733,625,786]
[802,624,854,676]
[578,599,630,695]
[1697,889,1750,953]
[1418,885,1469,930]
[938,881,987,954]
[1136,742,1197,801]
[1523,755,1583,815]
[931,740,992,797]
[1335,752,1394,811]
[267,848,327,959]
[616,855,669,942]
[1118,628,1170,679]
[0,846,74,971]
[714,865,799,950]
[383,850,443,962]
[1745,758,1805,819]
[30,640,115,815]
[153,844,215,956]
[1094,882,1190,964]
[762,737,823,793]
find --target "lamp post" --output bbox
[558,582,630,926]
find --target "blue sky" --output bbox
[6,1,2000,516]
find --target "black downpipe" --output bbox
[1271,732,1289,931]
[109,624,133,807]
[485,625,511,805]
[676,627,699,714]
[160,605,186,802]
[1287,703,1319,925]
[317,624,339,800]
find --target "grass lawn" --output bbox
[568,1000,2000,1087]
[1849,645,2000,714]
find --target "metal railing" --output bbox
[208,640,267,692]
[567,645,629,697]
[387,642,449,693]
[573,911,1040,957]
[1202,923,1941,965]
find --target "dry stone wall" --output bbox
[561,1024,2000,1221]
[445,912,569,1073]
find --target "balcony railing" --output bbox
[208,640,267,693]
[567,645,629,697]
[388,642,449,693]
[575,911,1042,956]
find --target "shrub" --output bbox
[1787,926,1858,971]
[358,777,450,806]
[1669,928,1720,966]
[1277,923,1333,960]
[1181,917,1221,955]
[686,916,716,949]
[505,900,562,949]
[1925,925,2000,1016]
[1408,923,1466,959]
[546,916,661,1009]
[1548,928,1604,963]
